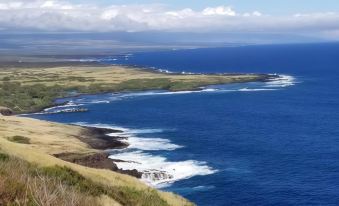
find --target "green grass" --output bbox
[0,78,211,113]
[0,82,66,113]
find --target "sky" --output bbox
[71,0,339,15]
[0,0,339,42]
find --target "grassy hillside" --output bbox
[0,115,193,206]
[0,66,267,113]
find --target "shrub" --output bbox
[2,76,10,81]
[0,153,9,162]
[8,136,31,144]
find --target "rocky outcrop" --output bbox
[0,107,13,116]
[77,127,129,150]
[54,152,142,178]
[142,170,174,182]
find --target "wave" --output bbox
[35,74,298,116]
[74,100,110,104]
[170,185,216,195]
[265,74,297,88]
[156,68,174,74]
[72,122,130,132]
[238,88,277,92]
[74,122,181,151]
[72,122,215,186]
[43,101,82,112]
[108,151,217,187]
[192,185,216,191]
[118,137,183,151]
[73,122,165,133]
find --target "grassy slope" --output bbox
[0,115,192,206]
[0,66,266,113]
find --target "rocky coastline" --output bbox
[53,126,143,178]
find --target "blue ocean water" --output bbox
[29,43,339,205]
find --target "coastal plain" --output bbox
[0,65,268,206]
[0,65,267,113]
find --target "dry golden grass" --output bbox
[0,156,99,206]
[0,115,193,206]
[0,65,266,113]
[0,65,261,88]
[0,115,93,155]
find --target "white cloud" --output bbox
[202,6,236,16]
[0,0,338,39]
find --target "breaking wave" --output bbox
[72,122,216,187]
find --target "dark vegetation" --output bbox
[0,77,224,113]
[0,82,66,113]
[7,135,31,144]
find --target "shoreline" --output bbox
[0,64,273,115]
[34,73,290,186]
[0,64,285,204]
[0,64,286,183]
[8,69,283,184]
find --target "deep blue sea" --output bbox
[28,43,339,206]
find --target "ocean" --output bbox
[28,43,339,205]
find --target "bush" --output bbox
[8,136,31,144]
[2,76,10,81]
[0,153,9,162]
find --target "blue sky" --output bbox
[1,0,339,42]
[71,0,339,14]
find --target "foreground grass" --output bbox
[0,116,193,206]
[0,66,266,113]
[0,153,98,206]
[0,152,170,206]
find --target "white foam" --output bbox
[73,122,183,151]
[73,122,180,151]
[124,128,165,134]
[73,122,215,186]
[120,137,183,151]
[265,75,297,88]
[201,88,219,92]
[109,151,217,187]
[43,101,82,112]
[72,122,129,132]
[156,69,174,74]
[192,185,216,191]
[77,100,110,104]
[238,88,277,92]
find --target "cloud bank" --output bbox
[0,0,339,40]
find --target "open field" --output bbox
[0,65,268,113]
